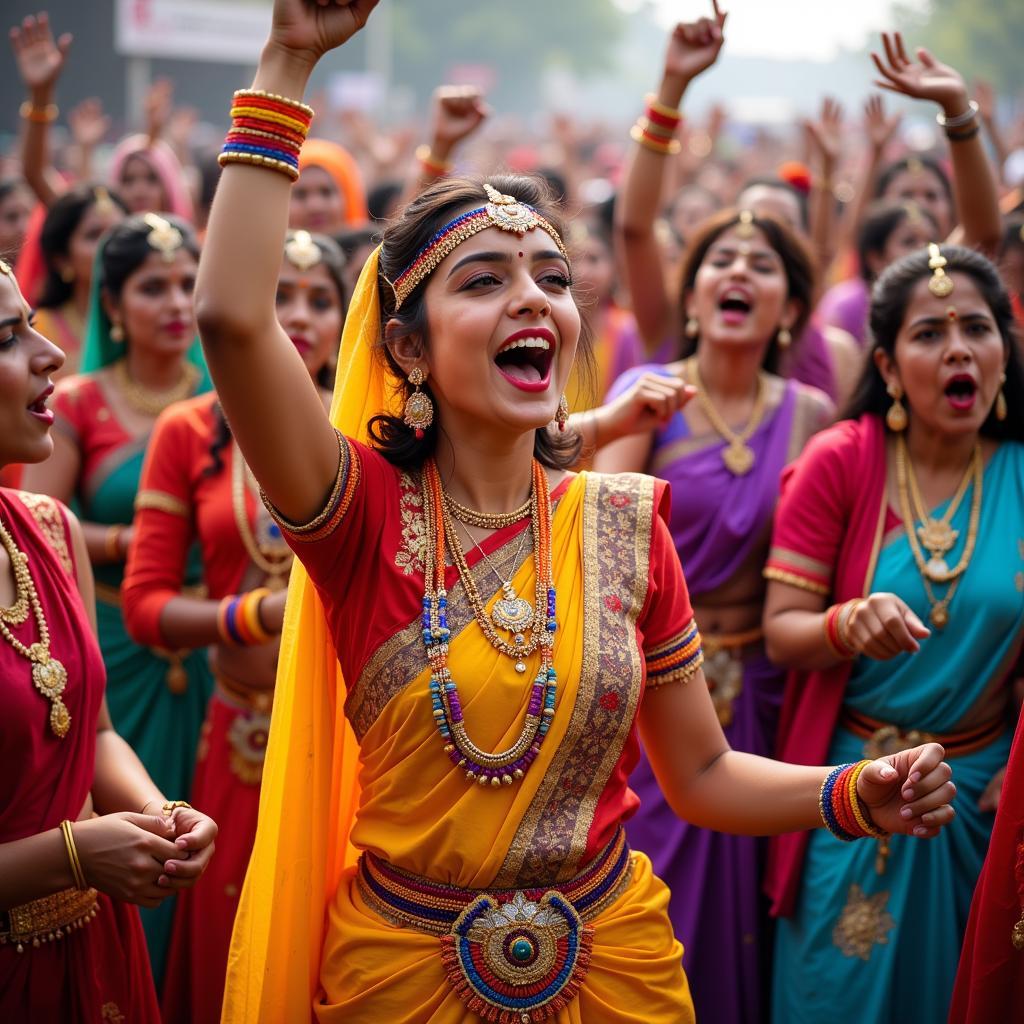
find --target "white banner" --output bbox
[115,0,271,64]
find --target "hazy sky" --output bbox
[640,0,924,61]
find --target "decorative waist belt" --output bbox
[357,828,633,1023]
[841,707,1005,759]
[0,886,99,954]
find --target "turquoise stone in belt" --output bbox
[511,938,534,962]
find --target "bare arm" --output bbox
[805,98,843,279]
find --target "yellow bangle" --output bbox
[104,525,125,562]
[415,144,453,176]
[240,587,273,644]
[20,100,59,124]
[645,93,681,120]
[233,87,315,119]
[848,761,888,838]
[629,123,681,155]
[60,819,88,890]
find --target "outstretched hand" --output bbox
[863,94,901,154]
[663,1,727,86]
[855,742,955,838]
[870,32,968,114]
[804,97,843,167]
[267,0,380,67]
[10,12,71,97]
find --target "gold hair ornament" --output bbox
[143,213,184,262]
[285,230,322,272]
[927,243,953,298]
[0,260,11,276]
[736,209,756,239]
[92,186,117,216]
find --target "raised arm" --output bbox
[194,0,378,524]
[9,12,72,207]
[804,97,843,278]
[616,4,726,349]
[871,32,1001,255]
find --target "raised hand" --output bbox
[863,94,900,154]
[68,98,110,150]
[431,85,489,151]
[598,373,696,445]
[871,32,969,114]
[9,12,71,98]
[842,592,930,660]
[855,742,955,838]
[143,78,174,142]
[267,0,380,66]
[805,97,843,167]
[663,1,728,86]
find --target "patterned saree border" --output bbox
[14,491,73,577]
[493,472,653,887]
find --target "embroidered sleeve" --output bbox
[14,491,74,577]
[135,489,190,517]
[645,618,704,688]
[260,430,360,543]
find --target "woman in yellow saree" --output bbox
[197,6,958,1021]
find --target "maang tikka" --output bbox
[403,367,434,439]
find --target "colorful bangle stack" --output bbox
[415,144,453,178]
[20,100,59,124]
[59,820,88,890]
[219,88,314,182]
[630,94,683,155]
[217,587,273,646]
[819,761,889,842]
[823,599,859,660]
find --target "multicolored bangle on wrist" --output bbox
[819,761,888,842]
[217,588,273,646]
[823,600,858,660]
[219,88,314,182]
[415,144,453,178]
[630,94,683,155]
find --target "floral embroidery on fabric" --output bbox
[393,471,426,576]
[15,491,73,577]
[101,1004,125,1023]
[608,493,631,509]
[603,594,622,613]
[832,884,895,960]
[599,692,620,711]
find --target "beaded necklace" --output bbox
[112,359,201,417]
[421,460,557,787]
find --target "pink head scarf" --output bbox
[109,135,194,221]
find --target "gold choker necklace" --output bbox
[113,359,200,417]
[442,491,531,530]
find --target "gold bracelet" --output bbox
[233,87,315,119]
[104,525,125,562]
[415,144,453,176]
[645,93,682,120]
[162,800,192,815]
[59,820,88,890]
[20,100,59,124]
[629,123,681,155]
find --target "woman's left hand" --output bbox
[855,742,955,838]
[157,806,218,890]
[870,32,968,115]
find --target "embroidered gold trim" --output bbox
[15,492,73,577]
[763,566,830,595]
[393,471,426,576]
[767,545,832,580]
[134,489,189,518]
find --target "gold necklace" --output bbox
[903,442,977,580]
[112,359,200,417]
[895,436,983,629]
[231,444,293,591]
[442,492,531,529]
[0,518,71,737]
[686,357,768,476]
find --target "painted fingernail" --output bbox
[900,806,913,819]
[913,826,927,836]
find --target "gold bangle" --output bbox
[629,123,681,155]
[848,761,888,838]
[20,100,59,124]
[233,87,315,119]
[645,93,682,120]
[60,820,88,890]
[161,800,192,815]
[104,525,125,562]
[241,587,273,644]
[217,150,300,182]
[415,144,453,176]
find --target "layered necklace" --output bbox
[895,435,983,629]
[421,460,557,787]
[232,443,293,591]
[0,517,71,737]
[686,357,768,476]
[113,359,201,417]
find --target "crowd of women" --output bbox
[1,1,1022,1021]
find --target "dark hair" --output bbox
[333,225,379,264]
[675,208,816,373]
[0,177,27,206]
[844,245,1024,441]
[370,173,592,471]
[535,168,569,208]
[367,179,403,223]
[101,213,200,301]
[856,200,939,284]
[875,156,953,206]
[738,176,809,232]
[999,218,1024,260]
[38,184,129,309]
[206,231,349,477]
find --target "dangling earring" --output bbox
[886,380,907,432]
[776,326,792,349]
[109,321,125,343]
[556,393,569,432]
[685,316,700,339]
[403,366,433,439]
[996,372,1007,422]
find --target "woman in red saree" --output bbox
[0,259,217,1019]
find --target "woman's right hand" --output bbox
[266,0,380,68]
[72,812,181,909]
[9,12,71,100]
[662,2,728,88]
[844,592,930,660]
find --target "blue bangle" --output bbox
[224,595,246,646]
[820,764,858,842]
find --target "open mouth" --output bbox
[944,374,977,410]
[717,288,753,324]
[494,332,555,391]
[27,385,54,423]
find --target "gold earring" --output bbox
[109,322,125,343]
[996,372,1007,422]
[556,393,570,432]
[886,380,907,432]
[685,317,700,339]
[403,366,433,439]
[776,326,792,349]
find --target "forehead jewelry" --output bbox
[736,209,756,239]
[284,230,322,272]
[902,202,925,226]
[946,306,958,321]
[906,156,925,177]
[143,213,184,263]
[92,186,116,216]
[927,243,953,297]
[388,182,570,311]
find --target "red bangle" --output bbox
[644,105,682,131]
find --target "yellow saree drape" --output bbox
[223,251,693,1023]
